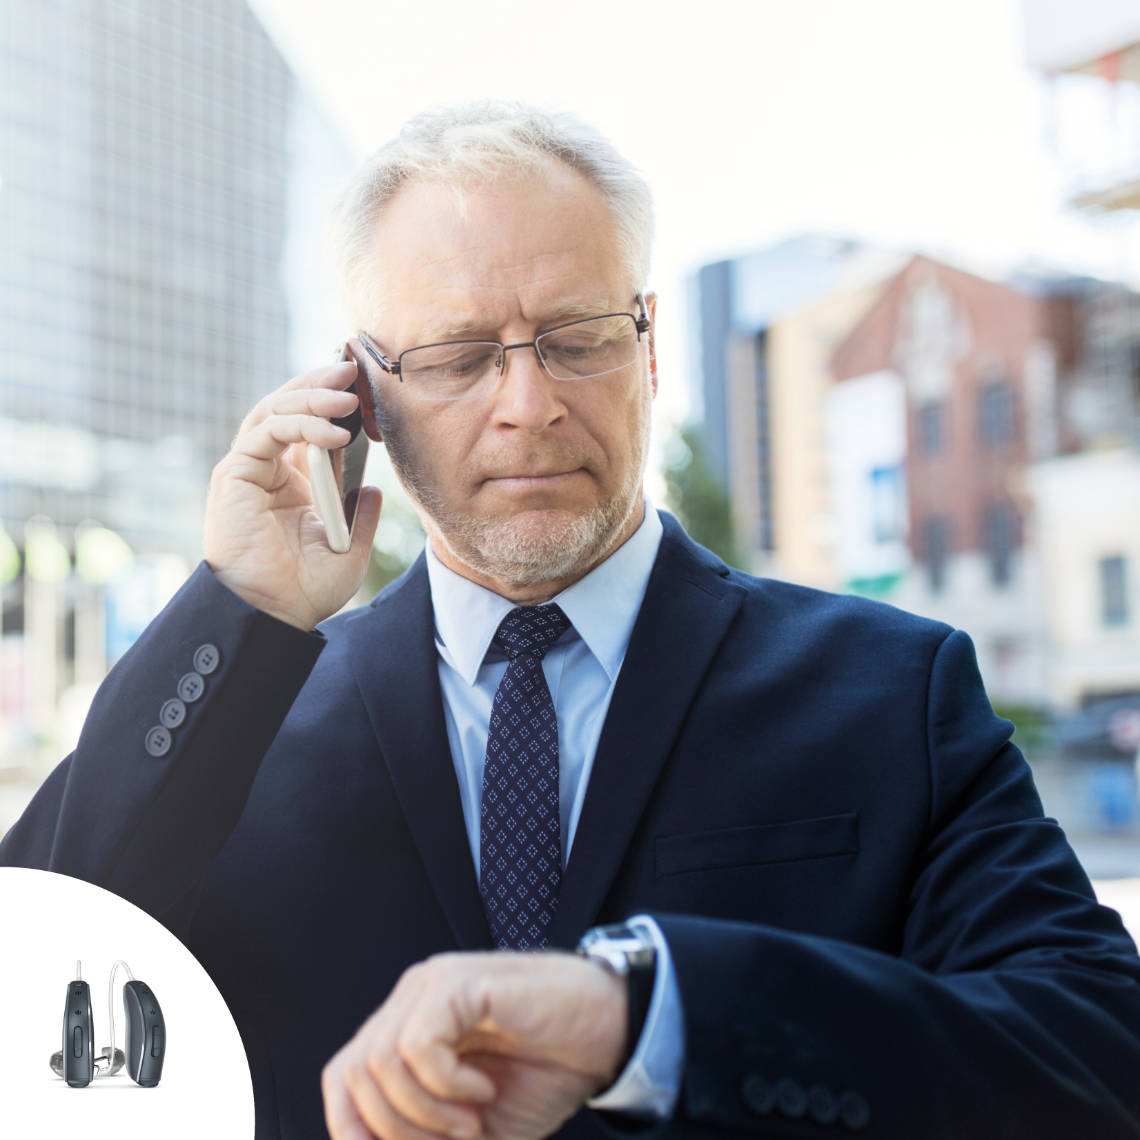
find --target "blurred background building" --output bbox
[692,237,907,587]
[1024,0,1140,213]
[0,0,354,798]
[691,235,1140,859]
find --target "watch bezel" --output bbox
[577,922,656,976]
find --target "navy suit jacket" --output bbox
[4,511,1140,1138]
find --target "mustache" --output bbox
[474,448,596,481]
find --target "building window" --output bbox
[978,378,1017,447]
[982,500,1018,588]
[921,516,951,593]
[870,464,905,543]
[916,401,945,455]
[1100,555,1129,627]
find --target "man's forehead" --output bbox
[349,170,632,347]
[412,295,622,342]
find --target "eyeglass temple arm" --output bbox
[633,293,650,335]
[356,331,401,376]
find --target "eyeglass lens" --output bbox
[399,314,640,401]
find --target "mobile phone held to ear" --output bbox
[308,343,376,553]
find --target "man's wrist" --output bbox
[208,562,316,632]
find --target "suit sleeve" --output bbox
[0,561,325,931]
[650,628,1140,1138]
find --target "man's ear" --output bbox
[644,291,658,398]
[347,339,384,443]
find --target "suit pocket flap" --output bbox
[655,812,859,877]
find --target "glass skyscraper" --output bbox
[0,0,336,561]
[0,0,355,786]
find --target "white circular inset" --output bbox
[0,868,254,1139]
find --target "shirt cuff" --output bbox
[586,914,685,1121]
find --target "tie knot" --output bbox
[493,603,570,662]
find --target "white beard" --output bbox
[382,390,651,590]
[427,495,641,588]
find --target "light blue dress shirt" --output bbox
[423,500,683,1120]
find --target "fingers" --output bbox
[323,962,492,1140]
[234,360,358,457]
[218,358,359,481]
[400,1038,496,1106]
[323,1063,384,1140]
[237,413,351,464]
[323,1036,486,1140]
[359,1054,483,1140]
[240,376,359,436]
[394,988,497,1106]
[264,357,357,404]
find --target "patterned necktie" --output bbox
[479,603,571,949]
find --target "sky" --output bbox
[250,0,1140,431]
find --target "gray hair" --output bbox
[326,100,654,328]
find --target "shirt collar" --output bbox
[425,499,664,685]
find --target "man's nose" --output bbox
[490,344,567,430]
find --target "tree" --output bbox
[663,424,743,569]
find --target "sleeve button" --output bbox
[775,1077,807,1118]
[808,1084,839,1124]
[741,1074,775,1115]
[840,1091,871,1130]
[192,644,220,675]
[159,698,186,728]
[177,672,205,703]
[144,726,171,758]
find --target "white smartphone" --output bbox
[307,344,373,553]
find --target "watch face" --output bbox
[578,924,657,973]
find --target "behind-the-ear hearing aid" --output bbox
[61,961,94,1087]
[51,961,165,1087]
[121,972,165,1087]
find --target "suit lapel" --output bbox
[345,556,491,951]
[549,513,745,947]
[344,516,744,954]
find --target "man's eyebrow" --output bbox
[415,298,619,344]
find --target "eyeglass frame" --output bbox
[354,293,652,390]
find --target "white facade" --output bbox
[889,548,1052,707]
[824,370,910,589]
[1027,449,1140,708]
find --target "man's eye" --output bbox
[544,337,607,358]
[434,350,497,377]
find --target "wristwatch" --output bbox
[577,922,658,1070]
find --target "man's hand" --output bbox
[322,951,629,1140]
[203,358,382,630]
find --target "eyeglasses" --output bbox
[356,295,651,403]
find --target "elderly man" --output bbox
[4,102,1140,1140]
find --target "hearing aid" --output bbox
[60,961,94,1088]
[122,977,165,1087]
[50,960,165,1087]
